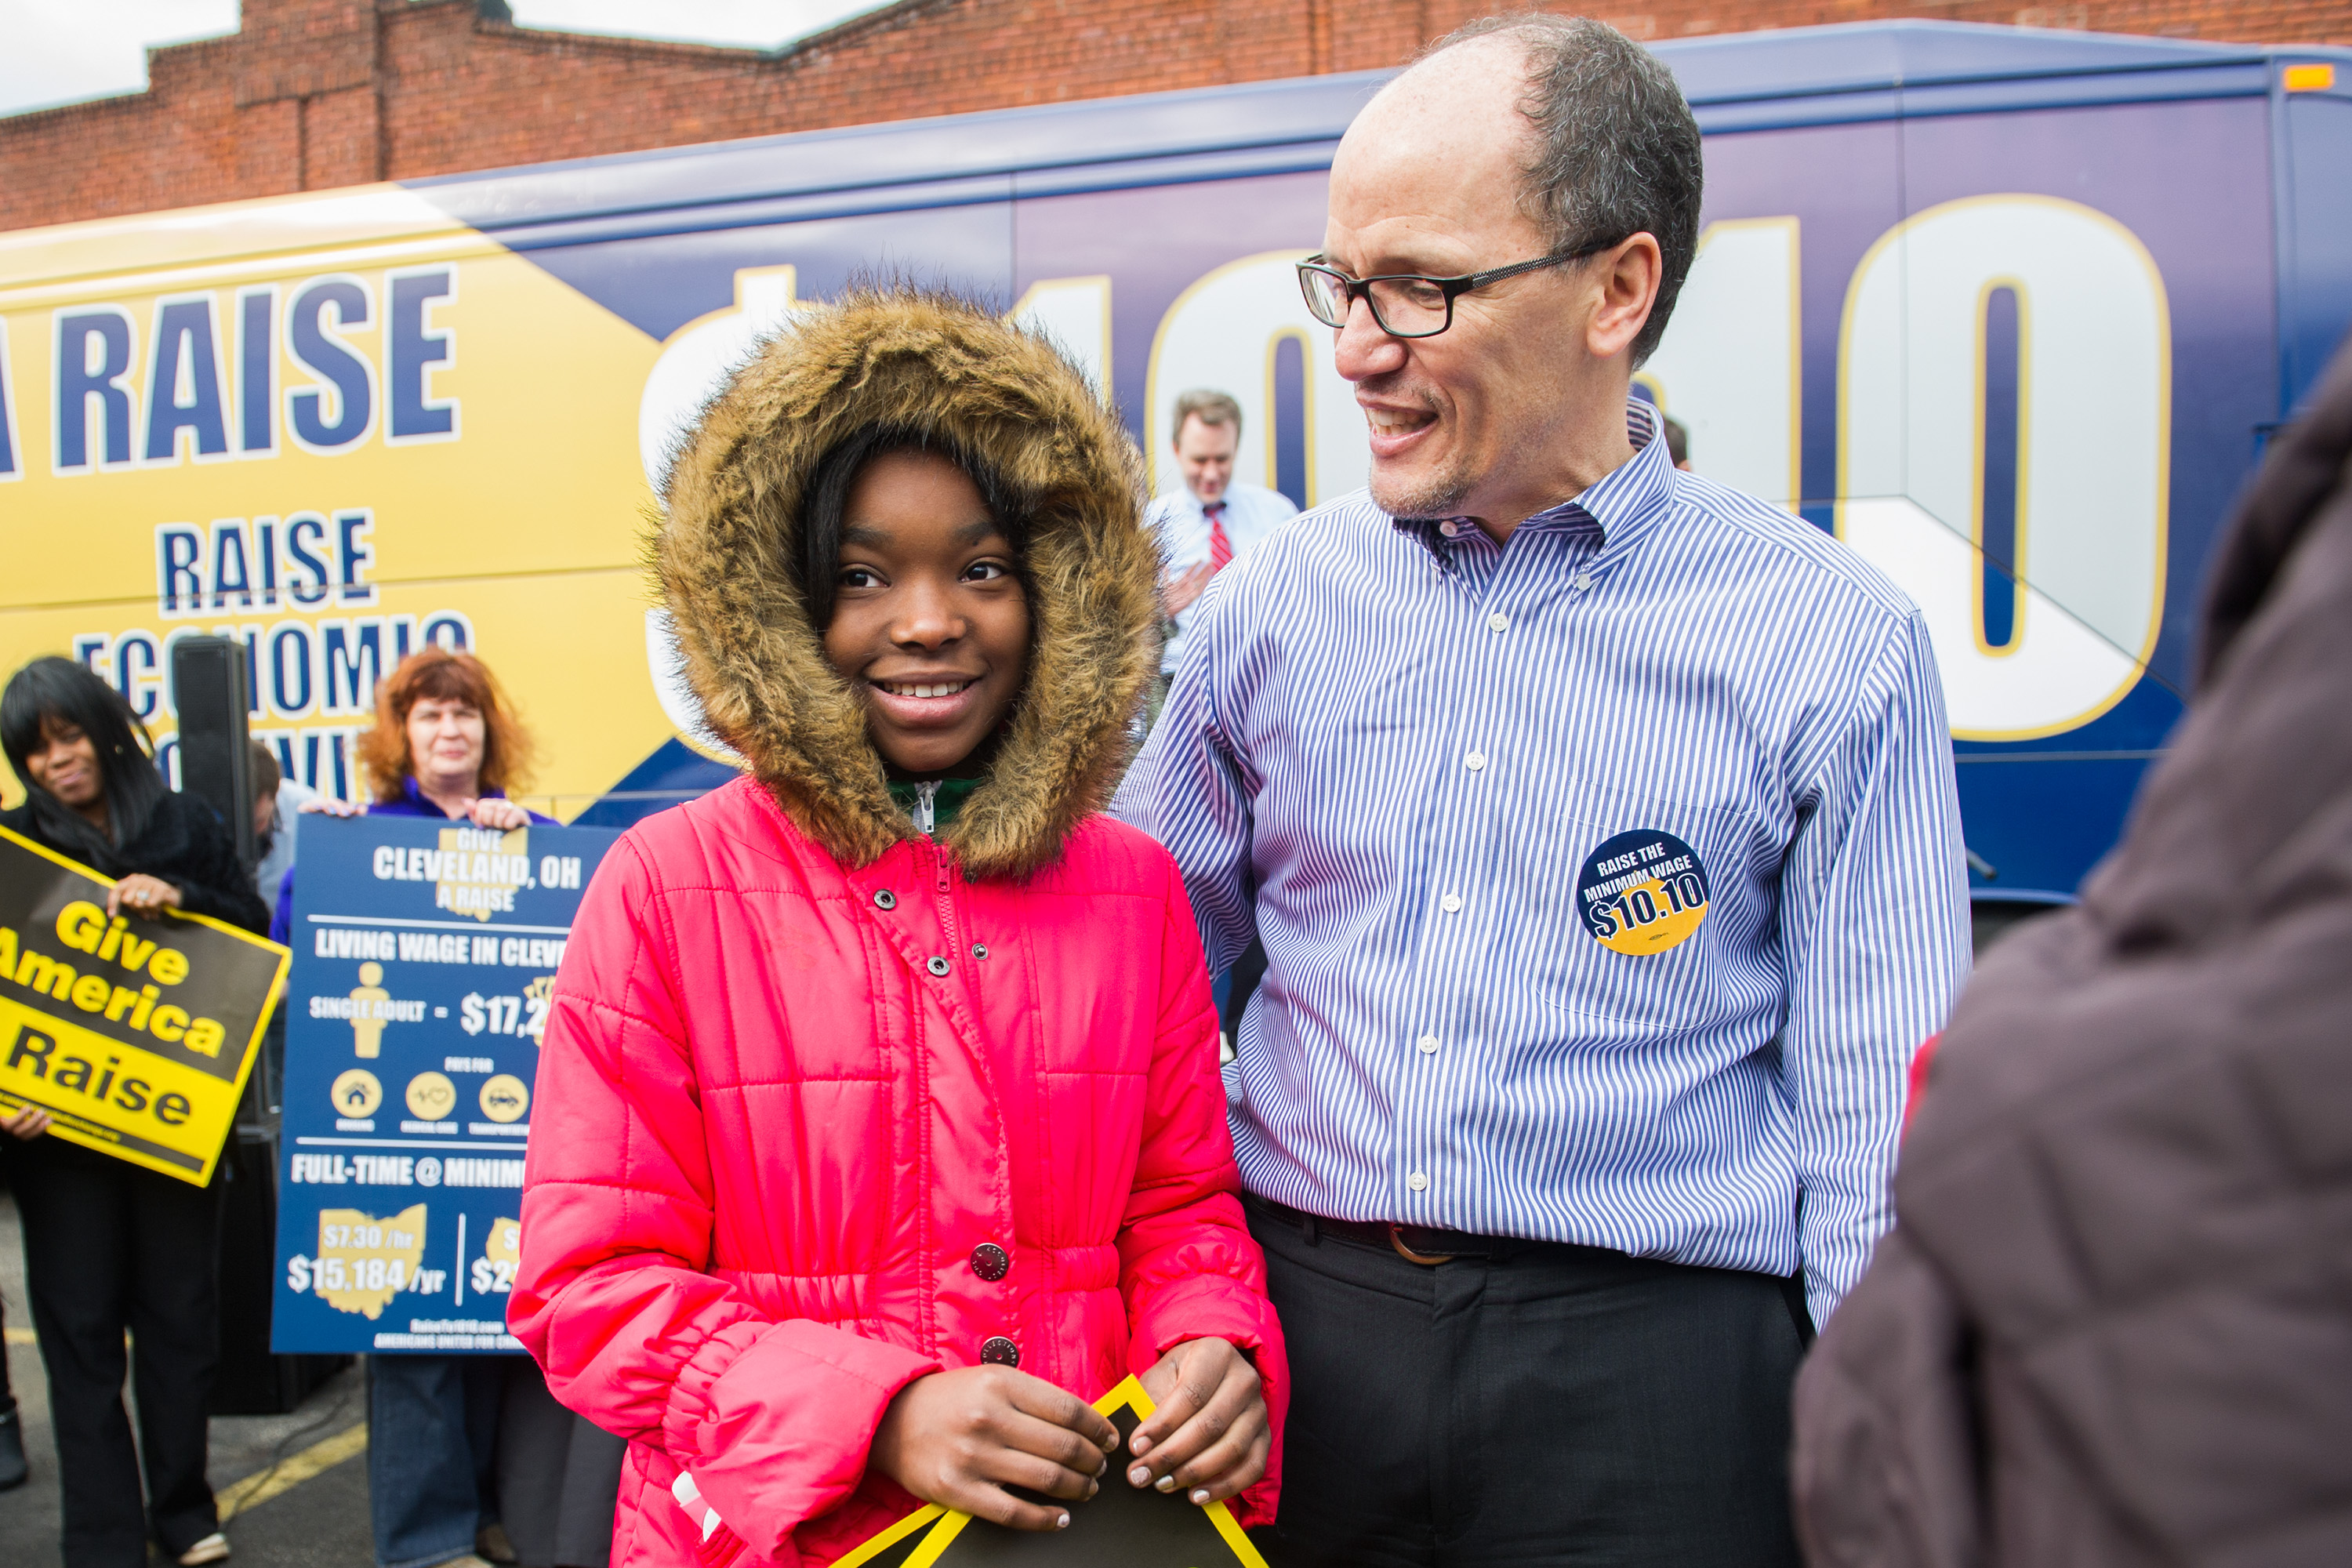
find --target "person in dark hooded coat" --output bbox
[1789,334,2352,1566]
[1,655,267,1568]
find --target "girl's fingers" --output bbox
[1130,1350,1258,1483]
[1129,1344,1225,1457]
[1164,1418,1271,1503]
[956,1480,1076,1534]
[991,1408,1111,1486]
[1132,1386,1255,1488]
[1007,1375,1120,1457]
[977,1439,1105,1503]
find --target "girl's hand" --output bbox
[299,797,365,818]
[2,1105,51,1140]
[468,798,531,830]
[107,874,183,920]
[1127,1337,1269,1507]
[870,1365,1120,1531]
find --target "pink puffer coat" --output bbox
[511,293,1285,1568]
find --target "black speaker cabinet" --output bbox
[169,634,256,867]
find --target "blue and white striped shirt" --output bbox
[1113,401,1969,1323]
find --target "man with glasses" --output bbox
[1116,15,1968,1566]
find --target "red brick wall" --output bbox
[3,0,2346,234]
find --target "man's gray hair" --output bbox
[1421,14,1704,366]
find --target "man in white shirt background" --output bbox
[1149,388,1299,691]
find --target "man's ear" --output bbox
[1587,234,1664,364]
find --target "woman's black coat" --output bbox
[1,789,270,935]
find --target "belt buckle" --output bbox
[1388,1223,1455,1266]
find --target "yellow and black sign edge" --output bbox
[833,1504,949,1568]
[838,1374,1269,1568]
[0,822,291,1186]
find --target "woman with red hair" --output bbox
[277,648,618,1568]
[313,647,541,830]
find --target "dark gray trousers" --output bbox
[1247,1199,1806,1568]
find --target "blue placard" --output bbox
[270,814,619,1354]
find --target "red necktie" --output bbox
[1206,502,1233,573]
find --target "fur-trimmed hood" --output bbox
[655,289,1158,881]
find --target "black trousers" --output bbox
[5,1136,223,1567]
[1247,1199,1805,1568]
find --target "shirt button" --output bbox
[1486,612,1509,633]
[970,1243,1010,1282]
[1464,751,1486,771]
[1417,1034,1439,1054]
[1440,893,1462,913]
[1439,521,1461,538]
[979,1336,1020,1367]
[1574,571,1594,592]
[926,956,950,977]
[1406,1171,1430,1192]
[872,889,896,911]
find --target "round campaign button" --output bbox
[1573,829,1711,956]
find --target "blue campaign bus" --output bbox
[4,19,2348,939]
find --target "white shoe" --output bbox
[179,1534,230,1566]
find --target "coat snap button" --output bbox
[873,889,896,910]
[979,1336,1019,1367]
[971,943,989,960]
[926,956,951,977]
[971,1243,1010,1281]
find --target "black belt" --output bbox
[1245,1194,1817,1345]
[1245,1192,1534,1266]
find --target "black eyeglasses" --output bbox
[1296,238,1622,339]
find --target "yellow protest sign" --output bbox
[0,825,288,1185]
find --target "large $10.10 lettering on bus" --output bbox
[0,825,288,1185]
[270,814,616,1353]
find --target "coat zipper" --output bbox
[926,836,959,946]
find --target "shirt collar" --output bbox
[1392,397,1674,559]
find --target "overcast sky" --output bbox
[0,2,888,118]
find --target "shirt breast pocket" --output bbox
[1527,776,1750,1036]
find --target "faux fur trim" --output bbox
[655,289,1159,881]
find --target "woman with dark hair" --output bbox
[0,656,266,930]
[0,655,267,1568]
[280,648,619,1568]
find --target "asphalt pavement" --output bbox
[0,1190,376,1568]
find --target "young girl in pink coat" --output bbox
[512,291,1284,1568]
